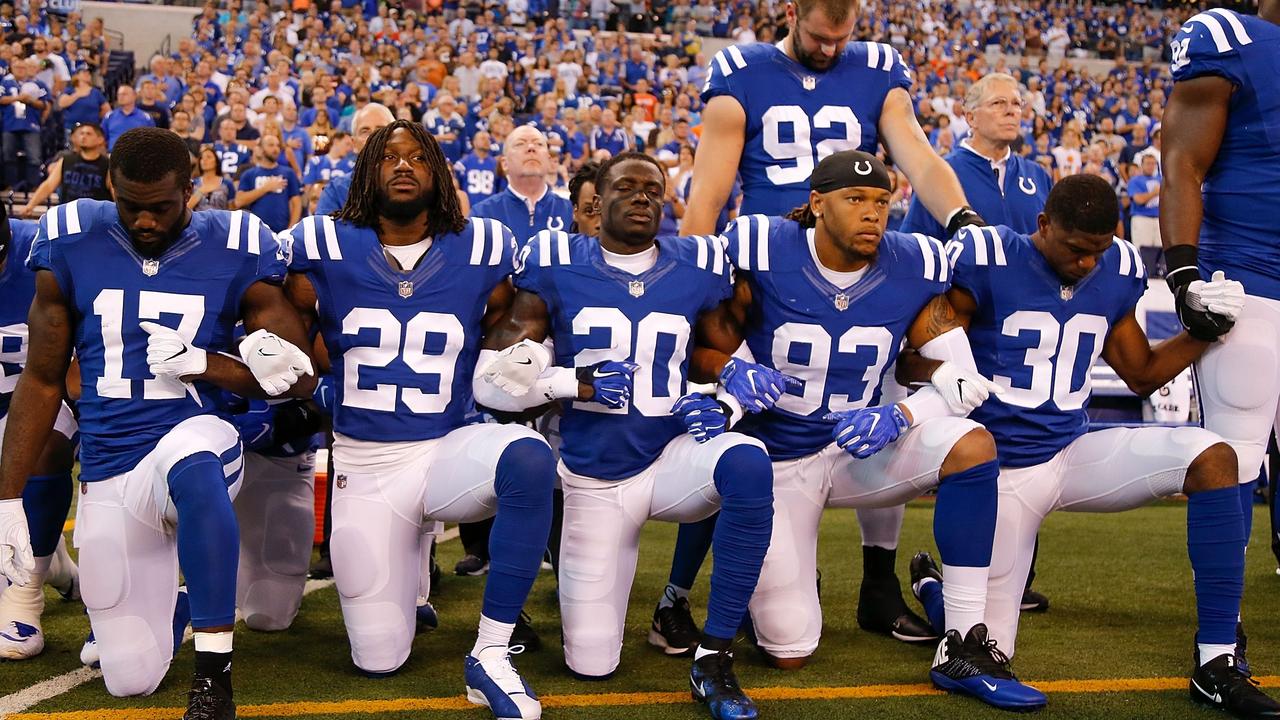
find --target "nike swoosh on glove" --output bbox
[239,329,315,396]
[481,339,551,396]
[312,375,336,416]
[824,404,910,459]
[671,393,728,443]
[139,321,208,381]
[0,499,34,587]
[930,361,1005,415]
[719,358,802,412]
[578,360,640,409]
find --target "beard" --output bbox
[377,185,437,223]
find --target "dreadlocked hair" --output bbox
[334,119,467,237]
[784,202,818,228]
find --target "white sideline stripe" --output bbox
[0,527,461,717]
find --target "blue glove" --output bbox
[824,404,910,459]
[577,360,640,409]
[230,400,277,452]
[719,358,801,412]
[671,393,728,443]
[312,374,336,416]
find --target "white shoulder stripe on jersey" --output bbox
[755,215,770,271]
[64,199,82,236]
[969,226,988,266]
[711,235,725,275]
[555,230,570,264]
[1207,8,1253,47]
[246,213,262,255]
[320,215,341,260]
[929,236,950,282]
[986,226,1007,266]
[301,217,320,260]
[726,45,747,69]
[488,219,504,266]
[227,210,244,250]
[878,43,894,71]
[694,234,709,270]
[734,215,752,270]
[1113,237,1133,276]
[469,217,487,265]
[913,234,935,281]
[46,203,61,240]
[534,229,551,267]
[1185,12,1235,54]
[714,50,733,77]
[866,42,880,69]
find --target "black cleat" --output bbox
[1191,650,1280,718]
[307,554,333,580]
[690,649,758,719]
[909,551,943,596]
[183,677,235,720]
[1019,588,1050,613]
[454,554,490,576]
[1238,623,1252,677]
[509,611,541,654]
[930,624,1047,711]
[649,595,701,657]
[858,574,938,644]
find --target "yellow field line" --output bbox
[12,675,1275,719]
[62,519,74,532]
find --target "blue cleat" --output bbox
[690,649,758,720]
[465,652,541,720]
[415,598,439,633]
[930,624,1047,712]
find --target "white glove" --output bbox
[0,498,34,587]
[139,321,207,381]
[239,329,315,397]
[930,360,1005,415]
[1189,270,1246,321]
[482,339,552,397]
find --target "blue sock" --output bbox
[934,460,998,568]
[669,515,716,590]
[1188,486,1246,646]
[168,452,239,628]
[918,579,946,635]
[22,473,73,557]
[484,438,555,623]
[1241,475,1260,544]
[704,444,773,642]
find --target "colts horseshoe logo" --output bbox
[547,216,565,231]
[1019,177,1038,195]
[853,161,873,176]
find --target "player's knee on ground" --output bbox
[939,427,998,477]
[563,611,624,677]
[763,653,810,671]
[1184,441,1239,495]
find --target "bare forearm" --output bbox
[236,186,272,206]
[894,348,943,387]
[1160,156,1204,250]
[1121,334,1208,396]
[907,153,968,226]
[689,346,730,383]
[196,352,269,398]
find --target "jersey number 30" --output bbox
[762,105,863,186]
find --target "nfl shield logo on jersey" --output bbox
[834,293,850,311]
[336,474,347,489]
[803,76,816,91]
[398,280,414,298]
[142,259,160,277]
[629,280,645,297]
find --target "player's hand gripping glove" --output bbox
[0,498,34,587]
[139,321,207,382]
[239,329,315,396]
[481,339,552,396]
[930,361,1005,415]
[825,404,911,459]
[719,358,801,412]
[577,360,640,409]
[945,206,987,237]
[671,393,730,443]
[1166,246,1241,341]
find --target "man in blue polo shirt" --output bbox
[902,73,1051,237]
[101,84,154,151]
[1,58,50,190]
[1126,151,1161,267]
[235,134,302,233]
[471,124,573,242]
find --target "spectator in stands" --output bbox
[170,109,202,156]
[31,37,69,96]
[58,66,108,134]
[424,92,467,163]
[315,102,395,215]
[101,84,154,152]
[1118,123,1151,183]
[212,117,253,179]
[18,122,110,217]
[136,79,171,130]
[225,101,262,144]
[235,133,302,233]
[1127,152,1162,262]
[902,73,1052,237]
[280,102,312,178]
[454,129,500,207]
[471,124,573,242]
[190,146,238,212]
[1,57,49,190]
[303,130,354,209]
[568,160,602,235]
[1051,126,1084,180]
[589,107,631,157]
[137,54,183,107]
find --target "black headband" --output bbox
[810,150,893,194]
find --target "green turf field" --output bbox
[4,500,1280,719]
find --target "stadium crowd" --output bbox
[2,0,1188,253]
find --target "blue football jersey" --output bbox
[0,219,40,415]
[1170,10,1280,300]
[701,42,912,216]
[454,153,500,206]
[285,215,515,442]
[28,201,286,481]
[950,226,1147,467]
[724,215,951,460]
[513,231,732,480]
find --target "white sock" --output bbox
[0,570,47,626]
[658,584,690,610]
[471,615,515,660]
[1199,643,1237,666]
[941,563,990,636]
[193,631,234,654]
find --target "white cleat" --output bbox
[465,652,542,720]
[80,630,99,668]
[0,620,45,660]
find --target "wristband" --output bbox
[1164,244,1200,291]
